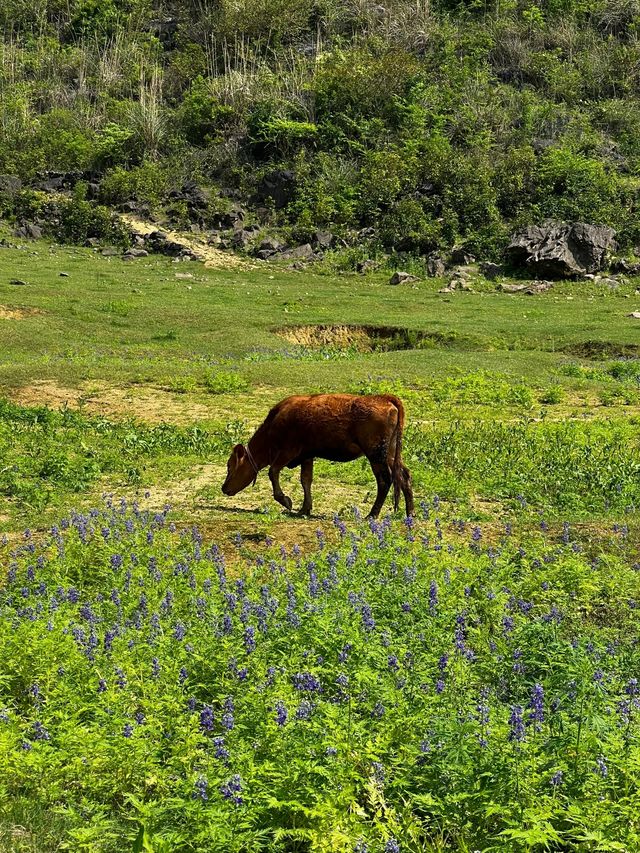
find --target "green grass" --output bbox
[1,243,639,392]
[0,242,639,536]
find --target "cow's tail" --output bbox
[381,395,405,512]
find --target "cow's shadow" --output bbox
[206,503,329,519]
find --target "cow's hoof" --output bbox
[282,496,293,511]
[298,506,312,517]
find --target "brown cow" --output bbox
[221,393,414,518]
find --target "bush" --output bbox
[248,102,318,157]
[99,162,168,208]
[203,370,249,394]
[0,189,130,246]
[178,77,236,147]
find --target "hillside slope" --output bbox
[1,0,640,259]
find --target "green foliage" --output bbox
[178,77,236,147]
[5,0,640,256]
[249,102,318,157]
[1,498,640,850]
[0,189,130,246]
[70,0,120,38]
[100,163,168,208]
[202,370,249,394]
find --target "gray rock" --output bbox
[450,246,476,265]
[9,278,27,285]
[101,248,120,257]
[231,229,253,249]
[480,261,503,280]
[282,243,314,260]
[59,272,70,277]
[15,222,42,240]
[506,222,616,277]
[500,280,553,294]
[611,258,640,274]
[254,170,296,209]
[312,231,336,250]
[426,253,446,277]
[259,237,283,252]
[0,175,22,194]
[123,247,149,258]
[628,311,640,319]
[389,271,419,285]
[357,259,378,274]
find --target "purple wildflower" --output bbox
[508,705,526,742]
[274,701,288,726]
[193,776,208,801]
[220,774,243,806]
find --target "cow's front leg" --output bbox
[299,458,313,516]
[269,466,293,511]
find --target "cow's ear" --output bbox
[233,444,245,461]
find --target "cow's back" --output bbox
[263,394,399,463]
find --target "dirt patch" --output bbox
[11,380,214,423]
[0,305,42,320]
[120,214,250,271]
[275,324,483,352]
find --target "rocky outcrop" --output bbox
[506,222,616,277]
[389,271,419,285]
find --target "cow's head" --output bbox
[221,444,257,496]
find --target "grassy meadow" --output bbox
[1,241,639,536]
[1,243,640,851]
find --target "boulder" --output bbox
[230,229,253,249]
[450,246,476,265]
[255,170,296,209]
[500,280,553,295]
[480,261,503,280]
[628,312,640,319]
[357,259,378,274]
[282,243,314,260]
[389,271,419,285]
[101,248,120,257]
[611,258,640,275]
[426,253,446,277]
[212,207,246,230]
[15,222,43,240]
[311,231,337,250]
[259,237,283,252]
[0,175,22,194]
[506,222,616,277]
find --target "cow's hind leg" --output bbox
[401,464,415,516]
[299,458,313,516]
[367,454,393,519]
[269,466,293,512]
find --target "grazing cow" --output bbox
[221,393,414,518]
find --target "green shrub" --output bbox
[202,370,249,394]
[249,102,318,157]
[178,77,236,147]
[100,162,168,208]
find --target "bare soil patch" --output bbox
[0,305,42,320]
[120,214,250,271]
[275,324,483,352]
[11,380,214,423]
